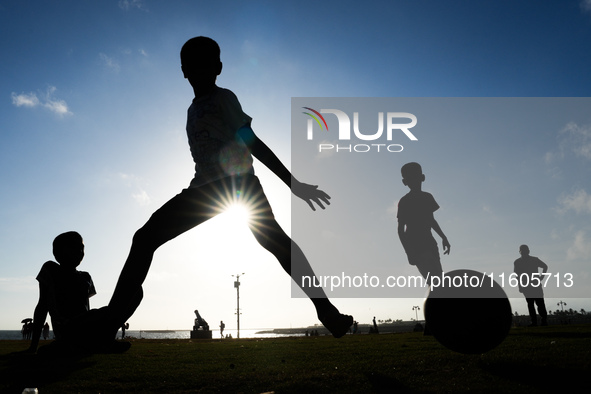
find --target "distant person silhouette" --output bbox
[21,322,29,340]
[397,162,450,281]
[219,320,225,338]
[27,232,139,354]
[121,322,129,339]
[42,322,50,340]
[514,245,548,326]
[104,36,352,341]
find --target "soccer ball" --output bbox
[424,269,512,354]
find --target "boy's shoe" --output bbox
[36,340,75,357]
[320,313,354,338]
[85,306,123,340]
[95,340,132,354]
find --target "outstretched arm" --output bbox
[432,218,451,255]
[237,126,330,210]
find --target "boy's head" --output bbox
[180,36,222,87]
[401,162,425,190]
[53,231,84,269]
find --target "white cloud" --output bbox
[553,122,591,161]
[567,231,591,261]
[119,173,131,181]
[99,53,120,73]
[118,0,147,11]
[11,86,72,116]
[544,150,557,165]
[133,189,151,206]
[119,173,151,206]
[565,123,591,160]
[42,86,71,116]
[11,92,39,107]
[557,188,591,215]
[581,0,591,13]
[386,200,399,217]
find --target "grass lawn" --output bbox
[1,324,590,393]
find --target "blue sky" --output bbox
[1,0,591,331]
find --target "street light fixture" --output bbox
[412,305,421,322]
[233,273,245,338]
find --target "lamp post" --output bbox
[233,273,245,338]
[412,306,420,322]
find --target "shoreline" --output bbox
[5,313,591,340]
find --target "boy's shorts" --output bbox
[142,174,276,246]
[406,240,442,280]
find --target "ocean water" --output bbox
[1,329,303,341]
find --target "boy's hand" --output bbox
[292,181,331,211]
[442,238,451,255]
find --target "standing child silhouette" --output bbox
[397,162,450,281]
[105,36,352,338]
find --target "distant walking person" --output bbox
[21,322,28,340]
[42,322,50,340]
[514,245,548,326]
[219,320,225,338]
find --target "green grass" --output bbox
[1,325,590,393]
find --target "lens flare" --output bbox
[225,202,251,224]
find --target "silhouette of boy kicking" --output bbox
[28,232,136,354]
[397,162,450,281]
[105,36,352,339]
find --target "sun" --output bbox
[224,202,251,225]
[203,178,267,235]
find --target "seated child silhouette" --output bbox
[28,232,137,354]
[397,162,450,281]
[103,37,352,341]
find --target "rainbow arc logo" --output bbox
[302,107,328,131]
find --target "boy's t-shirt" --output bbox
[186,86,254,188]
[397,190,439,255]
[36,261,96,333]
